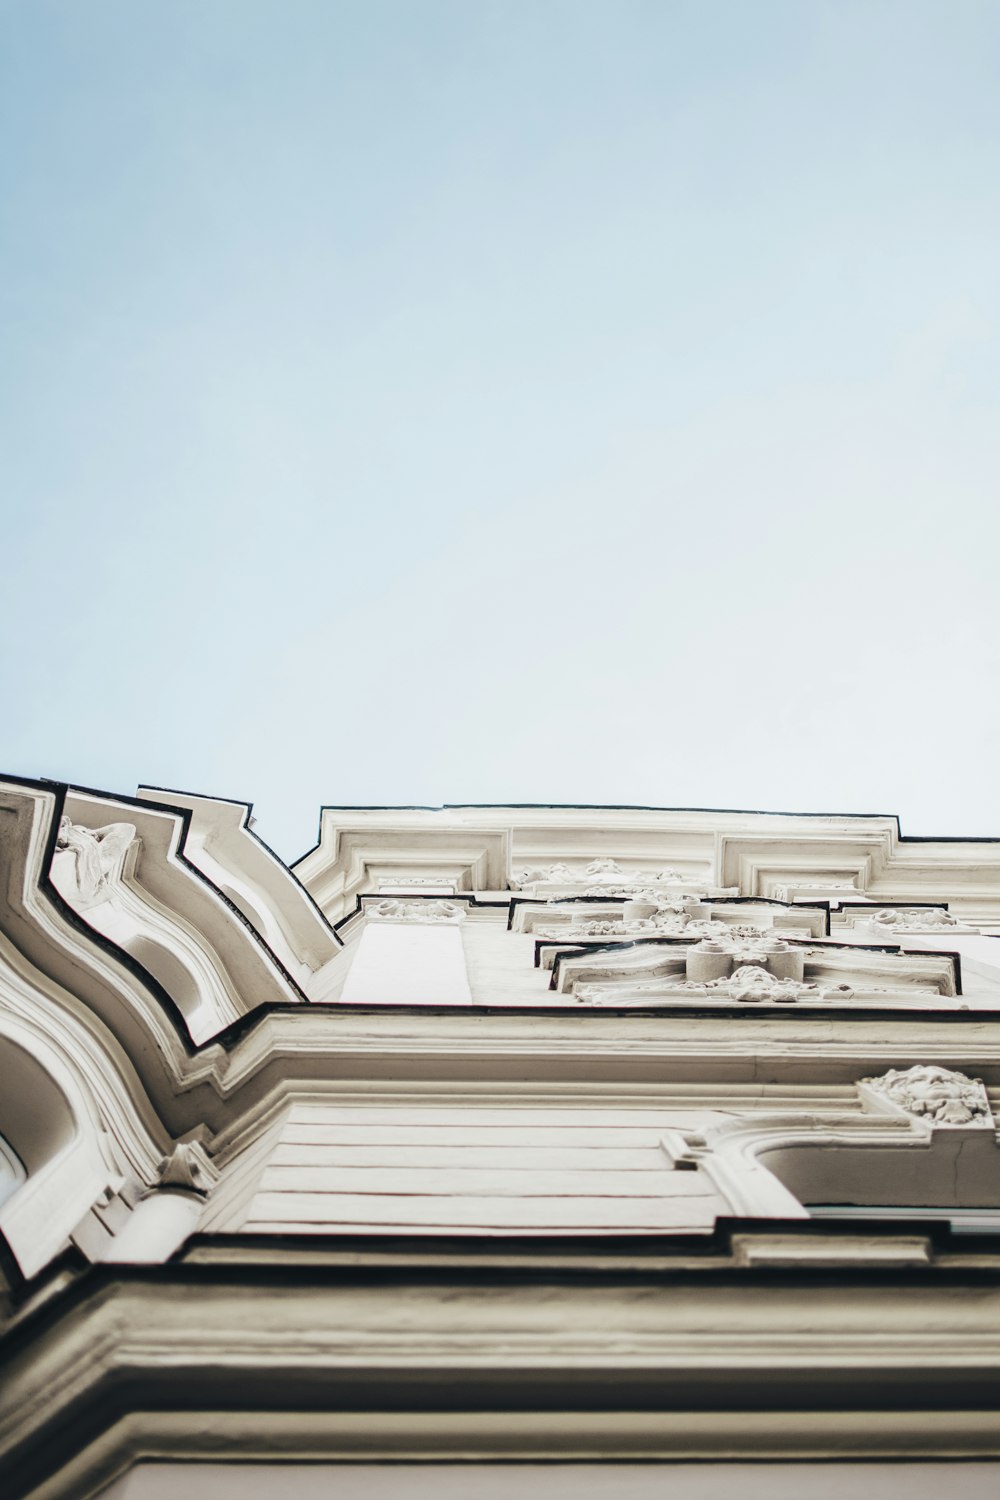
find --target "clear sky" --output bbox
[2,1,998,861]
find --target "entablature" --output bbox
[292,805,1000,930]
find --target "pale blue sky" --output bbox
[2,1,998,859]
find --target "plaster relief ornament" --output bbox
[51,817,137,909]
[691,933,794,963]
[582,886,668,899]
[682,966,854,1004]
[534,914,770,944]
[686,933,808,985]
[861,1065,993,1127]
[534,917,651,942]
[573,968,858,1006]
[865,908,974,934]
[514,863,577,887]
[364,899,465,924]
[157,1141,220,1197]
[512,861,702,894]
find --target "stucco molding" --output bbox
[859,1064,994,1129]
[61,790,307,1035]
[292,806,1000,928]
[136,787,342,976]
[7,1260,1000,1497]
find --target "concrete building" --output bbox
[3,777,1000,1497]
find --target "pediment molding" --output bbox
[295,812,510,919]
[549,932,961,1009]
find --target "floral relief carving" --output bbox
[682,965,854,1004]
[514,862,577,886]
[865,908,974,934]
[535,909,717,943]
[534,914,781,945]
[573,967,858,1006]
[512,859,701,892]
[861,1065,993,1127]
[685,933,808,985]
[365,899,466,924]
[580,885,685,899]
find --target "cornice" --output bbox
[291,804,1000,926]
[6,1230,1000,1496]
[62,788,307,1026]
[136,786,341,973]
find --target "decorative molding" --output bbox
[363,899,466,925]
[10,1261,1000,1497]
[137,787,342,978]
[557,937,959,1006]
[771,880,860,903]
[293,814,510,920]
[859,1065,994,1128]
[5,779,1000,1314]
[659,1128,712,1170]
[533,910,718,942]
[862,907,979,935]
[684,966,854,1004]
[512,859,704,891]
[730,1233,932,1268]
[515,897,829,943]
[286,804,1000,926]
[157,1141,220,1197]
[685,934,806,983]
[57,790,306,1041]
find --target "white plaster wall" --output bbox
[339,924,471,1006]
[240,1102,725,1234]
[462,916,558,1006]
[888,932,1000,1002]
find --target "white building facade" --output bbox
[3,780,1000,1496]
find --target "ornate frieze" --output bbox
[558,933,958,1007]
[685,966,854,1004]
[533,915,816,951]
[363,898,466,924]
[514,858,682,886]
[533,910,736,943]
[860,1065,994,1128]
[576,966,858,1006]
[511,858,725,897]
[862,908,978,935]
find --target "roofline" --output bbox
[292,800,1000,869]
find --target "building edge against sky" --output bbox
[3,774,1000,1496]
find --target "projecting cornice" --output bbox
[293,805,1000,927]
[7,1231,1000,1496]
[294,808,511,918]
[60,787,308,1037]
[136,787,341,980]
